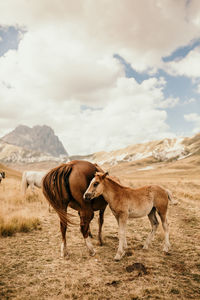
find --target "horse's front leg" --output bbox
[60,221,68,258]
[78,211,93,238]
[80,211,95,256]
[30,183,35,194]
[114,213,128,261]
[98,208,106,246]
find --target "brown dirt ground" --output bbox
[0,161,200,300]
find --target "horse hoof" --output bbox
[61,253,69,259]
[114,256,121,261]
[114,251,125,261]
[163,246,169,253]
[98,240,104,246]
[88,249,96,256]
[143,244,148,250]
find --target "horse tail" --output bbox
[21,171,28,196]
[166,189,178,205]
[42,163,75,226]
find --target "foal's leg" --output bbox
[98,208,106,246]
[159,213,170,252]
[115,213,128,250]
[114,213,128,261]
[60,221,68,257]
[143,208,159,250]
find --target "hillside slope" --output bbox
[89,134,200,166]
[0,162,21,179]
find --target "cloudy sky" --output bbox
[0,0,200,155]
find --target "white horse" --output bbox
[21,171,47,196]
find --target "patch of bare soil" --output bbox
[0,163,200,299]
[0,196,200,299]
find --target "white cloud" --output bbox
[184,113,200,133]
[195,83,200,94]
[165,46,200,78]
[0,0,200,71]
[183,98,196,104]
[158,97,180,108]
[0,0,199,154]
[0,75,176,155]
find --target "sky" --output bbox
[0,0,200,156]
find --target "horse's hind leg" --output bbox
[98,208,106,246]
[60,221,68,258]
[143,208,159,250]
[159,213,170,252]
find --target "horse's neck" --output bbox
[102,178,124,205]
[102,178,137,205]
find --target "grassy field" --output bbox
[0,158,200,299]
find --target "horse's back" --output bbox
[149,185,169,208]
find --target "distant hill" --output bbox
[1,125,68,157]
[0,128,199,169]
[0,139,69,166]
[86,133,200,166]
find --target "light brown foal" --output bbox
[84,172,171,261]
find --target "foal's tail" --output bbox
[21,171,28,196]
[166,189,178,205]
[42,163,74,226]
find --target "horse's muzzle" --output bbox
[83,192,92,202]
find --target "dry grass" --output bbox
[0,214,41,237]
[0,161,200,299]
[0,176,45,237]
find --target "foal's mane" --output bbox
[96,172,126,189]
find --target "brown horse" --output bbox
[42,160,107,258]
[84,171,171,261]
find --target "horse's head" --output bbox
[84,171,109,202]
[0,172,5,180]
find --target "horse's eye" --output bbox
[93,182,99,188]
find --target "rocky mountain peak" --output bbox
[1,125,68,157]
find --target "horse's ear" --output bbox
[102,171,109,179]
[94,163,104,173]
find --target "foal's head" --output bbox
[84,172,108,201]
